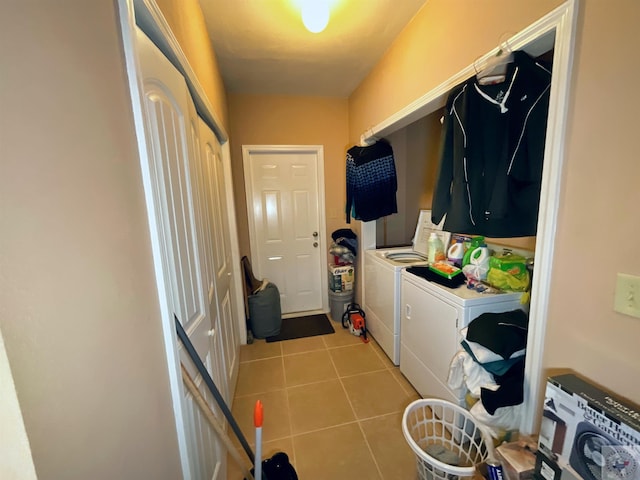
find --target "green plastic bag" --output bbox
[487,254,530,291]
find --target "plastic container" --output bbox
[447,241,465,267]
[469,245,490,267]
[329,290,354,322]
[427,232,445,264]
[429,261,463,280]
[402,398,494,480]
[462,236,486,267]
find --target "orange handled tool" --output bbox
[254,400,263,479]
[254,399,264,428]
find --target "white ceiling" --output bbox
[200,0,428,97]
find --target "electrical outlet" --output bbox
[614,273,640,318]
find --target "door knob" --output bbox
[312,231,318,237]
[313,242,318,248]
[207,328,216,337]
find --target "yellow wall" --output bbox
[155,0,229,131]
[349,0,640,404]
[1,2,183,477]
[543,0,640,400]
[349,0,563,140]
[227,94,350,258]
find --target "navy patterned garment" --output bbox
[345,140,398,223]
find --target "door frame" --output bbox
[242,145,329,316]
[117,0,246,475]
[359,0,578,434]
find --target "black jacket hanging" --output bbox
[432,51,552,237]
[345,140,398,223]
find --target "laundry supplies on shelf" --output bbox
[427,232,445,264]
[487,252,531,292]
[462,236,486,267]
[447,239,465,267]
[462,242,491,282]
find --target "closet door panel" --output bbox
[137,27,225,480]
[199,118,239,400]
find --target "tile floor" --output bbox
[226,320,422,479]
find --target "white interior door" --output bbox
[243,146,327,315]
[199,118,239,398]
[137,27,225,480]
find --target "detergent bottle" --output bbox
[462,236,485,267]
[427,232,445,264]
[447,239,465,267]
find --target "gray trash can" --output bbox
[329,289,354,322]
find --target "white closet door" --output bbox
[136,27,225,480]
[199,118,239,397]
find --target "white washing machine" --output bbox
[363,210,444,365]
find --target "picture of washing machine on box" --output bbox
[535,373,640,480]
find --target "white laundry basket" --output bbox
[402,398,494,480]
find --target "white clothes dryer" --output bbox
[399,268,524,404]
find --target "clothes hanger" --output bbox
[359,128,379,147]
[475,38,514,86]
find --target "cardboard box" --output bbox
[535,450,563,480]
[328,264,354,292]
[497,437,537,480]
[535,373,640,480]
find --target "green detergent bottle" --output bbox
[462,236,485,267]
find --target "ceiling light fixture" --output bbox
[301,0,330,33]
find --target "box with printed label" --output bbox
[328,264,354,292]
[497,436,537,480]
[535,373,640,480]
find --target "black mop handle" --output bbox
[174,315,255,464]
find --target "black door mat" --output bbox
[265,314,335,343]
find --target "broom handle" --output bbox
[175,315,255,463]
[181,364,254,480]
[254,400,263,480]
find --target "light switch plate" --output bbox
[614,273,640,318]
